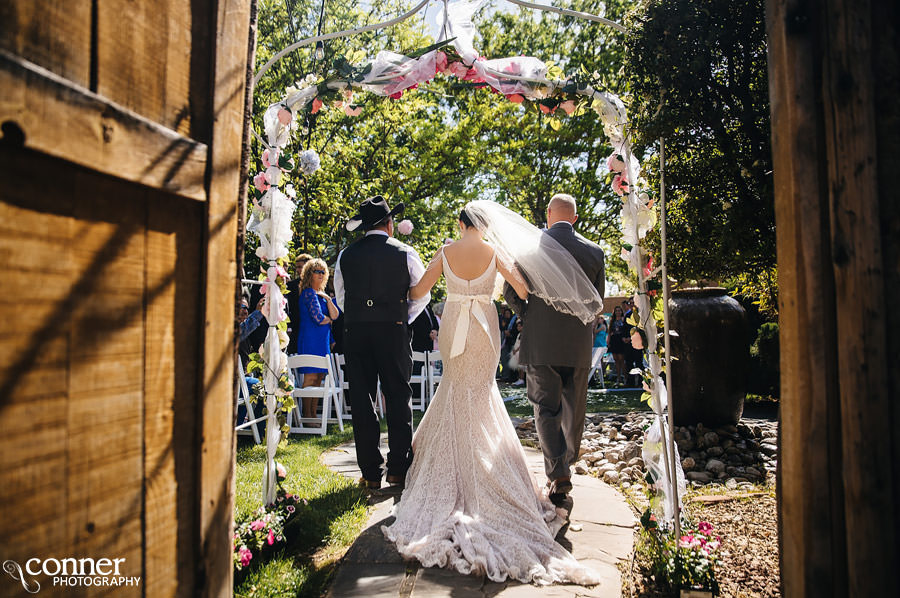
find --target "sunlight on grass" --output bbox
[234,427,366,598]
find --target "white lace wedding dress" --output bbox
[381,253,600,586]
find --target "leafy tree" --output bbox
[624,0,776,313]
[249,0,638,294]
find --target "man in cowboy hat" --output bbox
[334,196,429,490]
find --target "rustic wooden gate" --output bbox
[768,0,899,596]
[0,1,251,596]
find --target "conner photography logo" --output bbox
[3,557,141,593]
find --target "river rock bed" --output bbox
[513,412,778,487]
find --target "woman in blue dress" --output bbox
[296,258,341,419]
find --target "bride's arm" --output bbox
[497,253,529,300]
[410,247,444,300]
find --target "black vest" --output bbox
[340,234,410,323]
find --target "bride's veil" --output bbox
[464,200,603,324]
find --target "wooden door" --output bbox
[0,1,251,596]
[767,0,899,596]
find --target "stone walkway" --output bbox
[322,438,636,597]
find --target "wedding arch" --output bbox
[245,0,683,535]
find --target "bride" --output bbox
[381,202,601,586]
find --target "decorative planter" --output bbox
[668,288,748,426]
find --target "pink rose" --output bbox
[506,94,525,104]
[435,51,448,73]
[612,173,630,196]
[262,148,280,169]
[344,105,362,117]
[447,62,469,78]
[462,68,484,83]
[277,107,292,125]
[559,100,577,116]
[267,529,275,545]
[250,520,265,531]
[643,255,655,278]
[253,172,270,192]
[607,153,626,173]
[239,547,252,567]
[311,98,323,114]
[396,219,414,235]
[698,521,714,535]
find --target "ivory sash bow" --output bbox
[445,293,495,358]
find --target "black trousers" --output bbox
[344,321,414,481]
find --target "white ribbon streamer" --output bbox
[445,293,495,358]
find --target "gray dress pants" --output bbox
[525,364,590,480]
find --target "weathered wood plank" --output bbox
[0,0,92,86]
[820,1,897,595]
[0,49,208,201]
[1,148,149,595]
[766,1,847,596]
[96,0,196,135]
[199,1,252,595]
[144,191,203,598]
[65,179,146,597]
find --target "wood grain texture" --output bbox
[769,0,899,596]
[0,50,208,202]
[767,2,847,595]
[820,2,897,595]
[95,0,197,135]
[144,191,203,598]
[198,1,252,595]
[0,149,147,596]
[0,0,92,86]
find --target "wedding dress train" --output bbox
[381,253,600,586]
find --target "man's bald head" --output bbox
[547,193,578,226]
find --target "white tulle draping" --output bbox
[250,0,683,528]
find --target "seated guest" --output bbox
[296,258,341,419]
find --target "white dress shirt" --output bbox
[334,230,430,324]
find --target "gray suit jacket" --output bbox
[504,222,605,368]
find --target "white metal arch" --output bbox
[253,0,625,87]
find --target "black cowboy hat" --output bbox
[346,195,405,232]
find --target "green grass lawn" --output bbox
[233,383,646,597]
[234,429,368,598]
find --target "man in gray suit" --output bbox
[504,194,605,499]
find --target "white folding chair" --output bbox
[425,350,444,405]
[410,351,430,411]
[331,353,353,421]
[588,346,608,388]
[235,356,266,444]
[286,354,343,436]
[334,353,384,420]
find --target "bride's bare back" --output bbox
[410,228,528,300]
[442,236,494,280]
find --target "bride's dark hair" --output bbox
[459,209,475,228]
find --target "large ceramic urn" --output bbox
[668,288,749,426]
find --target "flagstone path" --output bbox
[322,437,635,597]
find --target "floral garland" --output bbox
[249,12,682,525]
